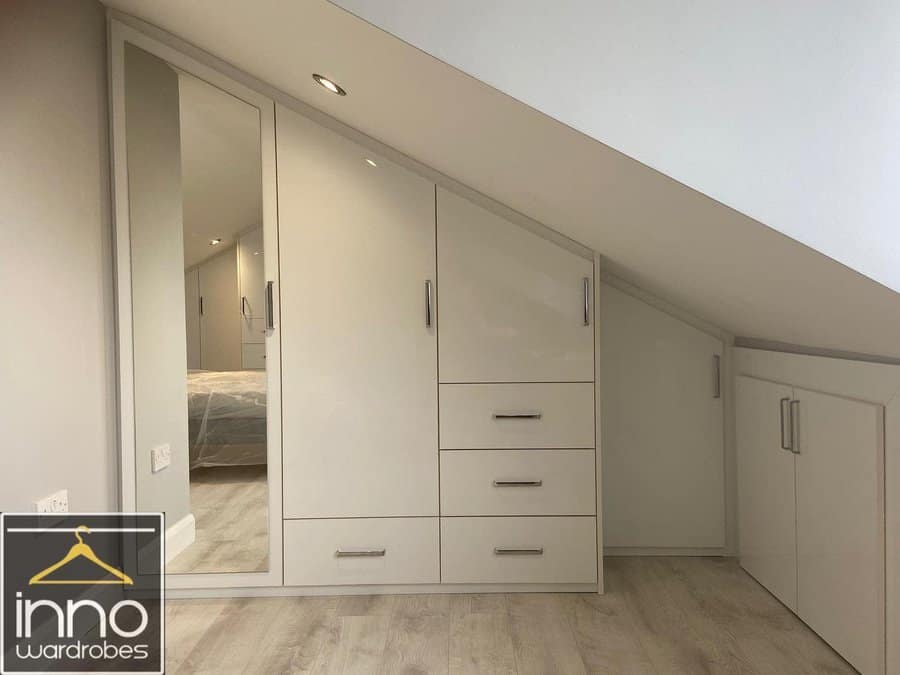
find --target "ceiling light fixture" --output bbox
[365,158,378,167]
[312,73,346,96]
[209,238,222,246]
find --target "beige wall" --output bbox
[0,0,117,511]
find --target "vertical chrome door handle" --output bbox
[199,296,204,316]
[265,281,275,330]
[713,354,721,399]
[583,277,591,326]
[790,400,800,454]
[425,280,434,328]
[241,295,249,318]
[780,397,792,451]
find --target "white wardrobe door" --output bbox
[436,187,594,383]
[238,226,265,318]
[198,246,241,371]
[735,376,798,612]
[277,104,438,518]
[600,284,725,548]
[184,268,201,370]
[795,388,884,675]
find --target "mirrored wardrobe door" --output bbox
[117,35,280,582]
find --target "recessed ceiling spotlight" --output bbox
[209,238,222,246]
[365,158,378,167]
[312,73,346,96]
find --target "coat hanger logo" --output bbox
[29,525,134,586]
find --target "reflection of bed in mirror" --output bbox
[187,370,266,469]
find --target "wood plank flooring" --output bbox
[165,557,857,674]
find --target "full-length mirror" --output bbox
[124,43,269,575]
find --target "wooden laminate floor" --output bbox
[165,556,856,674]
[167,465,269,575]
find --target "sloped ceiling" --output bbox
[335,0,900,297]
[103,0,900,359]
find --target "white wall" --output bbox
[124,44,191,524]
[0,0,117,511]
[334,0,900,294]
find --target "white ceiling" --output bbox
[335,0,900,296]
[177,70,261,268]
[104,0,900,359]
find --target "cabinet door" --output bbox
[794,388,884,675]
[198,247,241,371]
[238,226,265,318]
[736,376,797,611]
[184,268,201,370]
[601,284,724,548]
[436,187,593,383]
[277,105,438,518]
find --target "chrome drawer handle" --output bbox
[494,547,544,556]
[492,480,543,487]
[335,548,386,558]
[492,411,542,420]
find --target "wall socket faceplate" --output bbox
[151,443,171,473]
[34,489,68,513]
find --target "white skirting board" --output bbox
[165,513,195,564]
[167,582,599,600]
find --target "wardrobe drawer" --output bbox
[439,383,594,449]
[441,516,597,584]
[440,450,595,516]
[283,518,439,586]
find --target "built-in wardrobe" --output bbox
[112,18,897,675]
[736,348,894,675]
[277,105,599,588]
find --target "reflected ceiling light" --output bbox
[365,158,378,167]
[312,73,346,96]
[209,238,222,246]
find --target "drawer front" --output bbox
[439,383,594,449]
[440,450,595,516]
[441,516,597,584]
[284,518,439,586]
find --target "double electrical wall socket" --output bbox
[34,489,68,513]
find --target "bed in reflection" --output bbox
[187,370,267,469]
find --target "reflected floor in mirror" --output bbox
[168,465,268,574]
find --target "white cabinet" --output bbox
[736,376,797,610]
[794,388,884,675]
[238,226,265,318]
[238,226,266,369]
[600,284,725,549]
[196,247,241,372]
[737,375,885,675]
[277,104,438,520]
[436,187,594,383]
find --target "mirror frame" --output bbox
[109,17,283,590]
